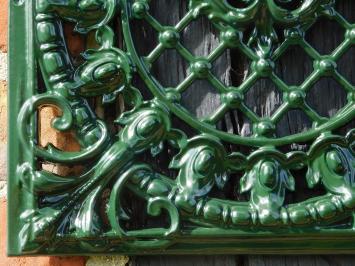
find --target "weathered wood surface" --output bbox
[130,255,355,266]
[128,0,355,265]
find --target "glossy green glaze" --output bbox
[8,0,355,255]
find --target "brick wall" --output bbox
[0,1,128,265]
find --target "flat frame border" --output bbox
[8,0,36,257]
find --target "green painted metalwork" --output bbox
[8,0,355,255]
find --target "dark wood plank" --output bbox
[246,255,355,266]
[130,255,239,266]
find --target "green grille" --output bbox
[7,0,355,255]
[126,0,354,145]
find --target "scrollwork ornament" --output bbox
[8,0,355,255]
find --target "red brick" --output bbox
[0,0,7,52]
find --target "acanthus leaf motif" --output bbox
[11,0,355,254]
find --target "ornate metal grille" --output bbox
[8,0,355,255]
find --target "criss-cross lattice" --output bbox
[130,0,354,141]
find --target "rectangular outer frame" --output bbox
[8,0,36,256]
[7,0,355,256]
